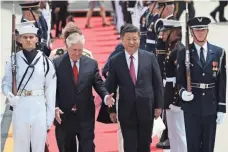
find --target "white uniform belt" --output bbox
[146,39,156,44]
[166,77,176,83]
[19,89,44,96]
[163,77,176,87]
[191,83,215,89]
[140,32,147,35]
[127,8,134,12]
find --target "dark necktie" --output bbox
[72,61,79,83]
[200,47,206,66]
[129,55,136,85]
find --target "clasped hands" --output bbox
[104,93,115,108]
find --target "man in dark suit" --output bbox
[105,24,164,152]
[53,29,114,152]
[176,17,226,152]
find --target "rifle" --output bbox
[185,2,191,92]
[11,2,17,95]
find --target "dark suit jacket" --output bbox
[53,53,108,121]
[102,43,124,78]
[105,50,164,122]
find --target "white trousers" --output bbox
[117,121,124,152]
[116,89,124,152]
[166,108,187,152]
[114,0,124,33]
[12,96,47,152]
[130,3,141,29]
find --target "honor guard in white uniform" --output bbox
[1,22,56,152]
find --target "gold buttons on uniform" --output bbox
[202,93,205,96]
[202,73,205,76]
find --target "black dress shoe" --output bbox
[156,139,170,149]
[210,12,217,22]
[85,24,92,29]
[219,18,228,22]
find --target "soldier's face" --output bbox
[121,32,140,54]
[20,34,38,50]
[160,5,174,18]
[67,42,83,61]
[161,30,171,41]
[192,29,208,42]
[24,11,39,21]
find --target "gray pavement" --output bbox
[0,1,228,152]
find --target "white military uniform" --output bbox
[114,0,124,33]
[128,0,144,29]
[40,1,52,44]
[1,22,56,152]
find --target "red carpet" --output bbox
[49,17,163,152]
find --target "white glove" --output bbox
[163,79,166,87]
[181,91,194,102]
[6,92,20,107]
[169,104,181,112]
[216,112,224,124]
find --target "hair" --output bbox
[120,23,132,33]
[63,22,82,40]
[66,33,85,47]
[120,24,140,37]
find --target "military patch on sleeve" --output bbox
[52,72,56,79]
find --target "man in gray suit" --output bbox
[53,30,114,152]
[105,24,164,152]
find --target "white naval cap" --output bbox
[160,19,182,31]
[16,21,38,35]
[162,19,182,28]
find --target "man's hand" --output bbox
[55,7,60,13]
[216,112,224,124]
[55,108,64,124]
[154,108,162,119]
[109,113,117,123]
[181,91,194,102]
[6,92,20,107]
[104,93,115,108]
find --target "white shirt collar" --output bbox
[124,50,139,60]
[70,58,80,67]
[194,42,208,52]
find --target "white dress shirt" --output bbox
[194,42,208,60]
[70,59,80,71]
[124,50,139,79]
